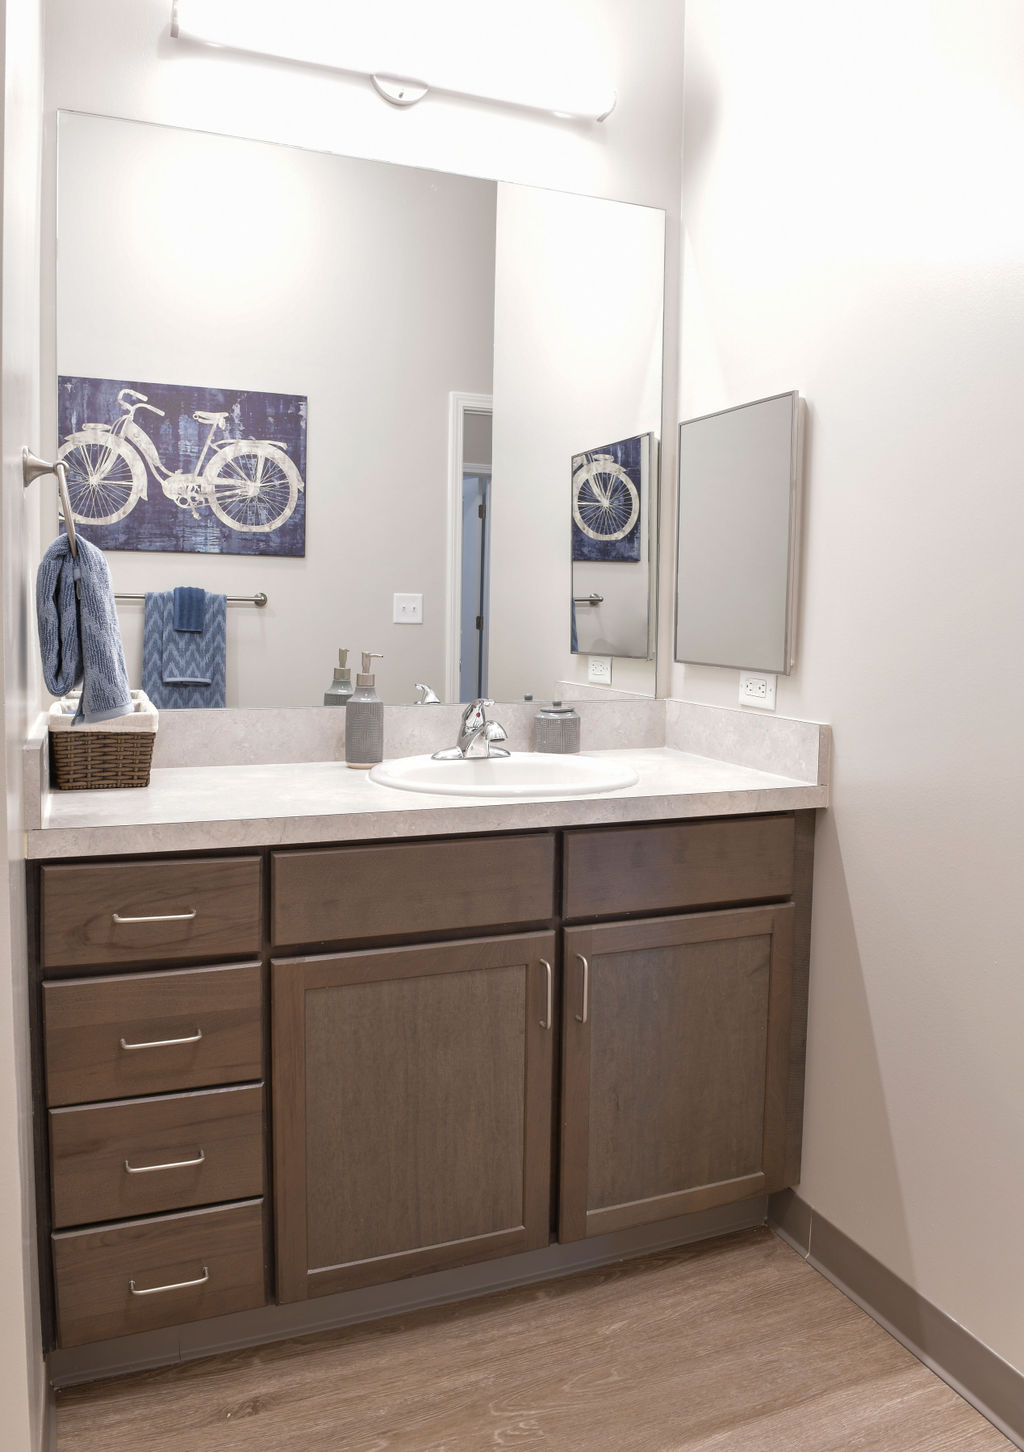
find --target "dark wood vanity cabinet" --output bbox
[40,856,262,972]
[33,811,814,1352]
[272,932,556,1301]
[36,858,269,1349]
[270,834,556,947]
[559,904,795,1241]
[557,815,811,1242]
[267,834,558,1302]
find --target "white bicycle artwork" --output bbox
[571,451,640,543]
[57,387,304,533]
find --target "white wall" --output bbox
[0,2,50,1446]
[677,0,1024,1373]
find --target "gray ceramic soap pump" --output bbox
[345,652,384,768]
[324,648,354,706]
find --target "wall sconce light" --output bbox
[170,1,616,122]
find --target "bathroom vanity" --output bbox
[25,704,829,1377]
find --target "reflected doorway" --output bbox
[460,468,491,699]
[446,394,493,701]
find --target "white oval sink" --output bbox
[369,752,638,798]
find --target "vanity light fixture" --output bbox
[169,0,616,122]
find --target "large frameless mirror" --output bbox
[55,111,665,708]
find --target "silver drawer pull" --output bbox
[124,1149,206,1175]
[119,1028,203,1051]
[539,958,553,1031]
[129,1265,209,1296]
[112,909,197,924]
[575,953,590,1024]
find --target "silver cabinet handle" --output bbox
[112,909,197,924]
[124,1149,206,1175]
[575,953,589,1024]
[539,959,553,1031]
[129,1266,209,1296]
[119,1028,203,1051]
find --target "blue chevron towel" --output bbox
[36,535,132,724]
[142,590,226,709]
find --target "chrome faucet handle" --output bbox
[431,698,508,760]
[458,698,501,758]
[459,696,491,733]
[414,682,440,704]
[482,718,510,757]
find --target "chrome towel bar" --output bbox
[114,591,268,607]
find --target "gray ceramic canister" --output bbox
[534,701,581,754]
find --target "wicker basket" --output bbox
[48,691,159,791]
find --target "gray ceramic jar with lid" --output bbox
[533,701,581,754]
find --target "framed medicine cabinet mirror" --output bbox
[570,433,657,663]
[674,390,804,676]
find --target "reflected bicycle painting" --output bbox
[56,375,307,557]
[571,432,644,564]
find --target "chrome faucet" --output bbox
[432,698,509,760]
[459,698,509,758]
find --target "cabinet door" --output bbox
[273,932,556,1301]
[560,904,793,1242]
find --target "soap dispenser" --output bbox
[323,648,354,706]
[345,652,384,768]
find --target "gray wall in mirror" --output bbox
[674,391,803,676]
[55,112,665,709]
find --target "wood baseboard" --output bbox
[769,1190,1024,1450]
[47,1195,766,1387]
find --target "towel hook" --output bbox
[23,448,78,559]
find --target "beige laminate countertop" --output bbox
[25,746,828,860]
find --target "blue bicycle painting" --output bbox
[57,376,307,557]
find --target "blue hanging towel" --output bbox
[172,586,206,632]
[142,590,226,709]
[35,534,132,724]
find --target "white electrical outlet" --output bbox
[738,672,776,709]
[588,655,613,685]
[393,593,423,624]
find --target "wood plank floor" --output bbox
[56,1229,1013,1450]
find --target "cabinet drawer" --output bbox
[40,856,262,971]
[52,1200,267,1348]
[271,834,555,946]
[43,962,263,1107]
[563,816,795,919]
[49,1085,265,1228]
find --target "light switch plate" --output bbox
[588,655,612,684]
[393,593,423,624]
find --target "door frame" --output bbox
[445,391,493,703]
